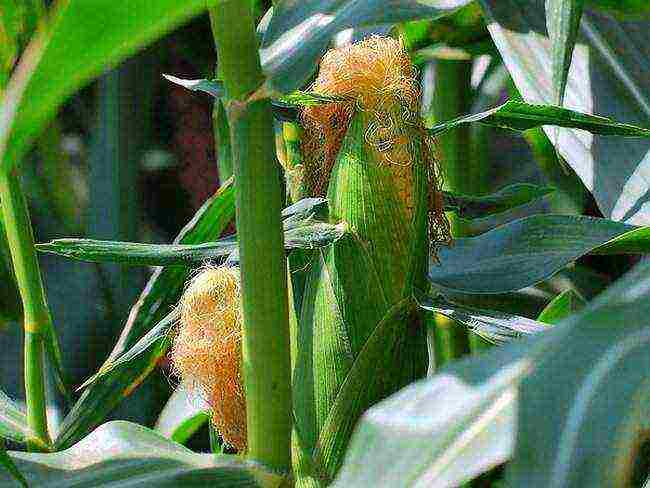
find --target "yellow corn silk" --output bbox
[170,266,247,452]
[289,37,449,486]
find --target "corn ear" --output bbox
[291,109,431,486]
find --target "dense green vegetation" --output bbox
[0,1,649,487]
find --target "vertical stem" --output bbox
[212,100,233,182]
[0,168,51,450]
[210,0,292,471]
[430,59,474,364]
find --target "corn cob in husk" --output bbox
[288,37,449,486]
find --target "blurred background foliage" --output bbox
[0,0,644,457]
[0,7,231,443]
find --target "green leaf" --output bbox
[419,293,549,345]
[507,261,650,486]
[0,389,29,445]
[1,421,283,487]
[162,75,225,98]
[335,258,650,487]
[1,0,217,173]
[163,74,351,119]
[429,99,650,137]
[0,441,27,488]
[443,183,555,220]
[585,0,650,19]
[429,214,648,294]
[54,181,235,450]
[259,0,474,93]
[537,289,586,324]
[334,335,541,487]
[589,226,650,254]
[478,0,650,223]
[77,311,176,391]
[38,198,346,266]
[155,385,210,445]
[546,0,584,106]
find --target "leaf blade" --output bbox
[429,100,650,136]
[429,214,648,294]
[259,0,473,93]
[335,259,650,487]
[546,0,584,106]
[478,0,650,223]
[537,289,586,324]
[155,385,210,445]
[2,421,281,487]
[443,183,555,220]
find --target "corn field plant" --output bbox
[0,0,650,487]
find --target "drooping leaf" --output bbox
[443,183,555,220]
[546,0,584,106]
[155,385,210,445]
[38,197,345,266]
[0,441,27,488]
[429,100,650,137]
[507,262,650,487]
[54,181,235,450]
[335,258,650,487]
[430,214,649,294]
[333,333,545,488]
[259,0,474,93]
[0,0,218,173]
[418,293,549,345]
[537,289,586,324]
[2,421,283,487]
[478,0,650,223]
[38,219,346,266]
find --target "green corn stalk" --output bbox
[290,109,430,486]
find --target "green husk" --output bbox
[290,110,431,486]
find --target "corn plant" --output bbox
[1,1,650,487]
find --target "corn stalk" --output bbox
[209,0,292,472]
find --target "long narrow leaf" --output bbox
[2,421,282,487]
[429,99,650,136]
[479,0,650,223]
[77,311,176,391]
[430,214,649,294]
[155,385,210,445]
[546,0,584,105]
[443,183,555,220]
[38,197,344,266]
[37,223,346,266]
[537,289,586,324]
[418,293,549,345]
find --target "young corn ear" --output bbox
[170,265,246,451]
[289,37,448,487]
